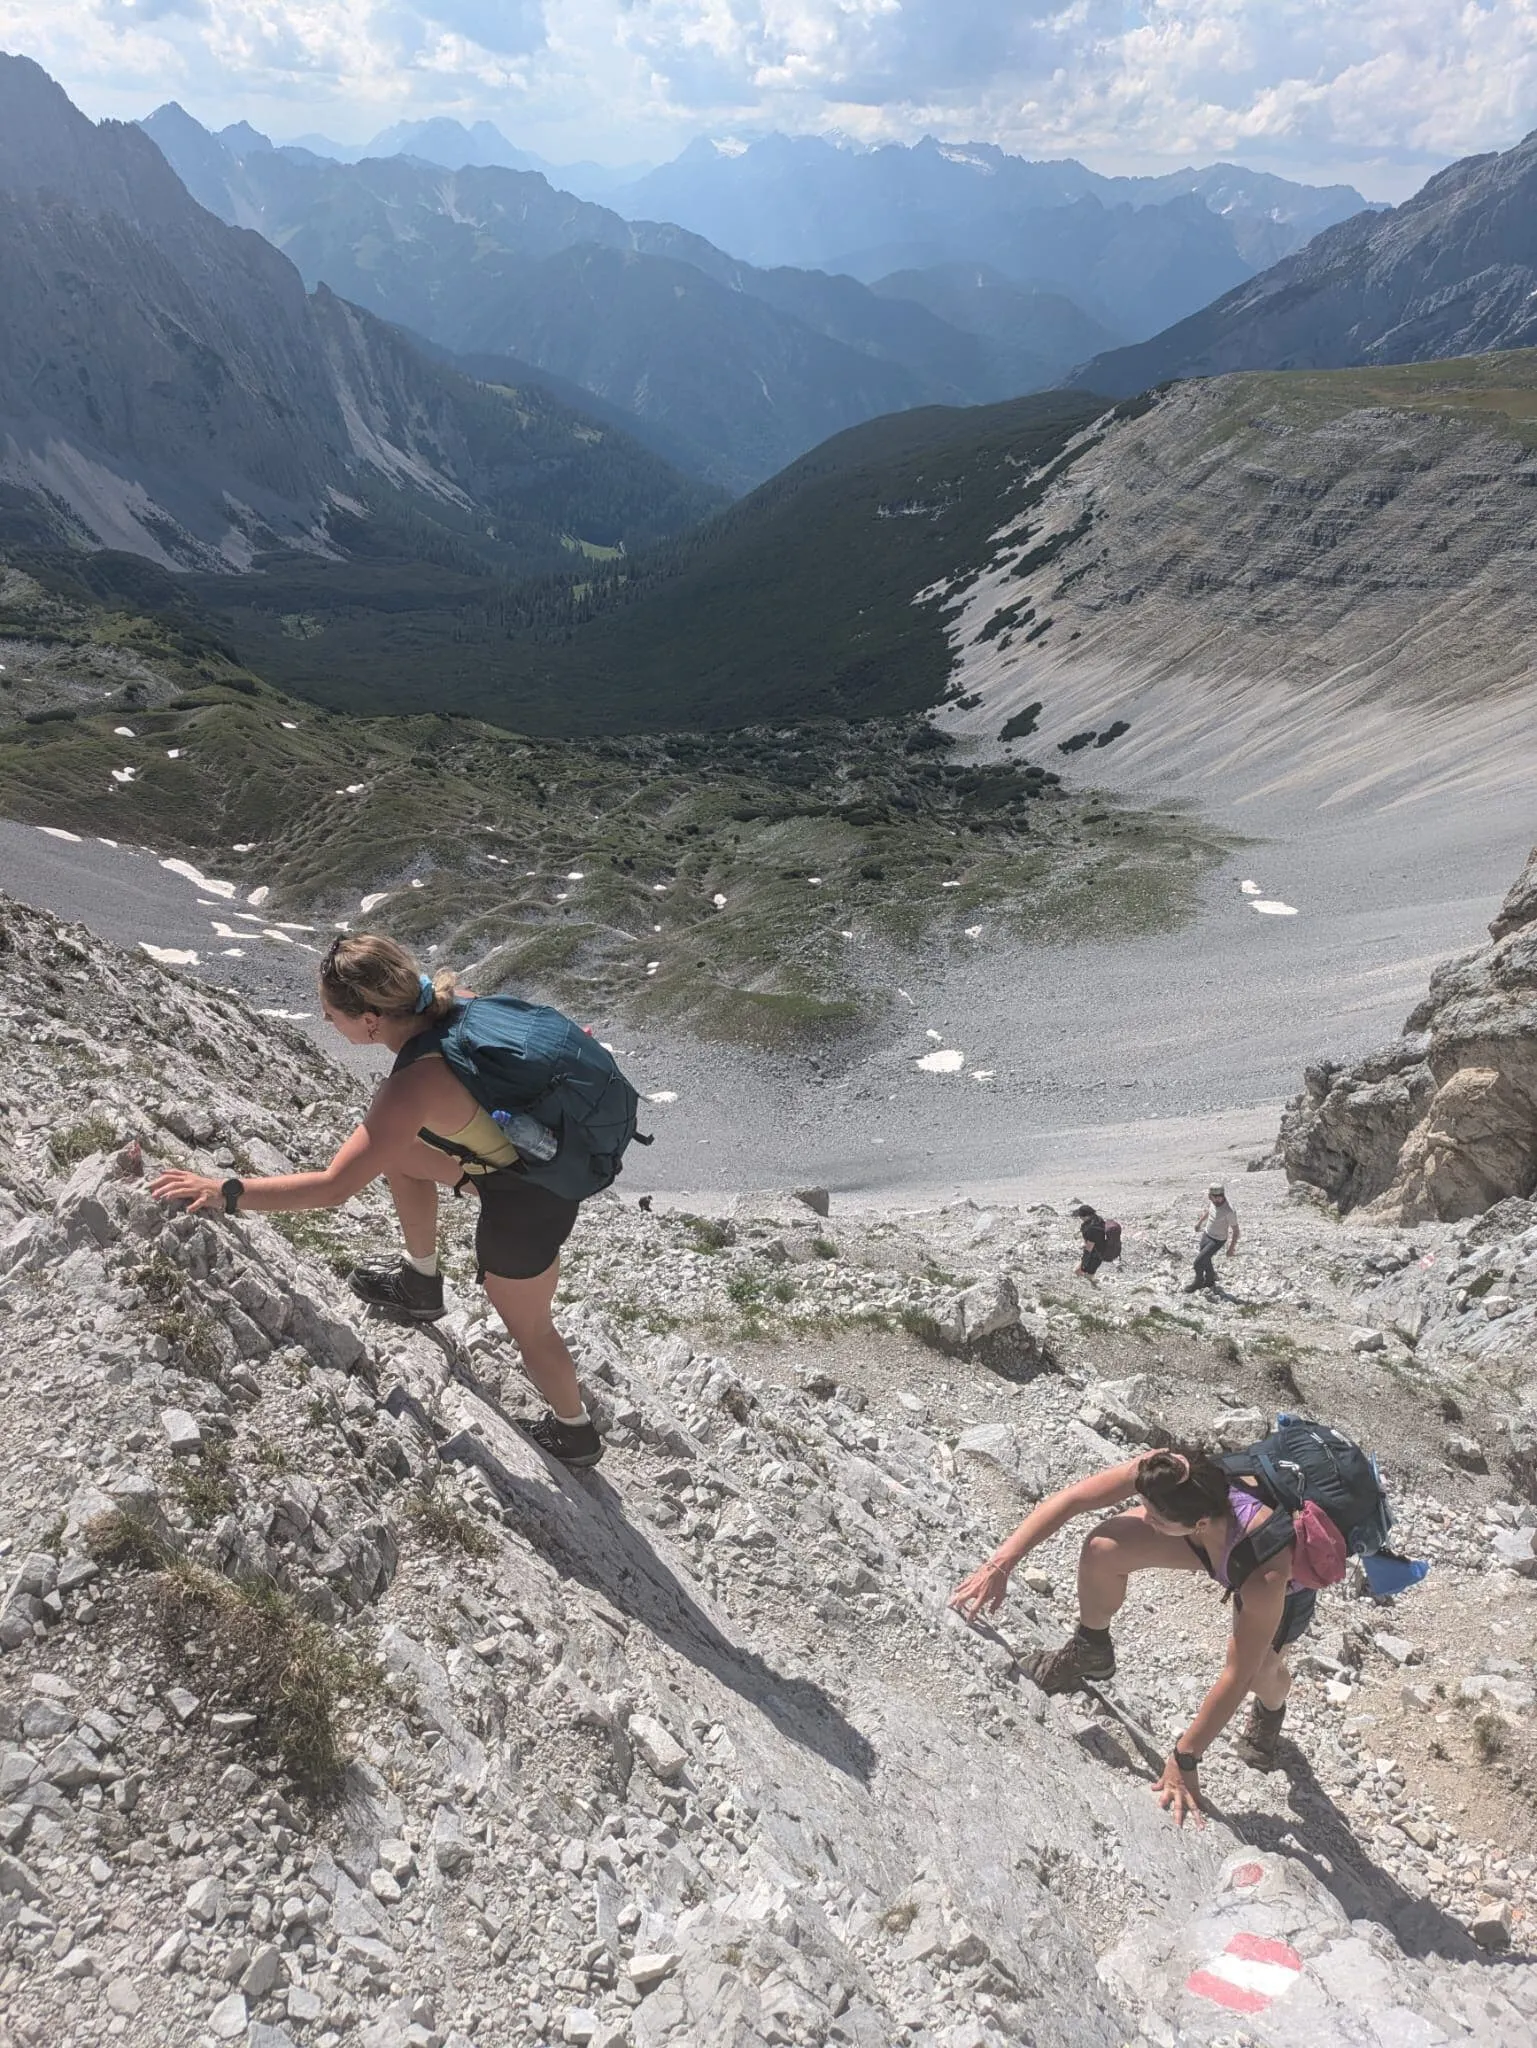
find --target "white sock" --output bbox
[555,1404,590,1428]
[402,1251,439,1277]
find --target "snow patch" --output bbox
[246,886,270,907]
[916,1048,965,1074]
[161,858,235,899]
[360,892,389,913]
[38,826,82,842]
[139,943,198,966]
[1252,900,1299,917]
[645,1090,679,1104]
[113,726,136,738]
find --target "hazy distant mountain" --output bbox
[1071,129,1537,397]
[280,117,648,200]
[609,134,1374,338]
[1,57,718,571]
[139,111,1119,489]
[868,268,1121,389]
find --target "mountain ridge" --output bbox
[1071,129,1537,395]
[0,55,718,573]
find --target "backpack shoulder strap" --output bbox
[1226,1508,1295,1594]
[391,1002,466,1077]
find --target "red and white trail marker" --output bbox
[1185,1930,1305,2014]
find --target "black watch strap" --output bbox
[1172,1747,1201,1774]
[221,1177,245,1215]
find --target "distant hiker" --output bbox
[150,934,646,1468]
[1073,1204,1121,1278]
[1186,1183,1239,1293]
[950,1422,1399,1826]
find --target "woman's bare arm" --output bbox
[148,1069,432,1216]
[950,1459,1143,1616]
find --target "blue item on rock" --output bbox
[1361,1552,1431,1597]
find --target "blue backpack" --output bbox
[398,996,648,1202]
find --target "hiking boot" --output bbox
[517,1412,605,1469]
[1233,1700,1286,1770]
[1025,1627,1116,1695]
[348,1261,445,1322]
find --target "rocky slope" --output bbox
[1073,129,1537,398]
[3,893,1536,2048]
[1282,848,1537,1222]
[0,57,714,570]
[934,354,1537,822]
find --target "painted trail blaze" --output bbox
[1185,1930,1304,2014]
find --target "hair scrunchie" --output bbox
[414,972,435,1013]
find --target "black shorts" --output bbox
[1270,1587,1317,1650]
[1187,1537,1317,1652]
[463,1170,579,1282]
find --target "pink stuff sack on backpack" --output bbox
[1288,1500,1348,1588]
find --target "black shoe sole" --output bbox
[347,1284,446,1324]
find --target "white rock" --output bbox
[1373,1633,1422,1668]
[1349,1328,1386,1353]
[209,1991,248,2039]
[1470,1898,1513,1949]
[160,1407,203,1456]
[625,1950,679,1990]
[628,1713,687,1782]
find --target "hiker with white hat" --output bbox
[1186,1183,1239,1294]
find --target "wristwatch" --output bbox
[220,1177,244,1215]
[1172,1746,1202,1774]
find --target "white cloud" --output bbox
[3,1,1534,193]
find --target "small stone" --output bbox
[563,2010,599,2044]
[1373,1634,1422,1667]
[209,1991,249,2039]
[1447,1435,1488,1473]
[628,1713,687,1782]
[1470,1899,1513,1949]
[625,1950,679,1991]
[154,1929,188,1973]
[368,1869,403,1905]
[28,1672,77,1700]
[161,1408,204,1455]
[287,1984,324,2022]
[211,1711,258,1733]
[105,1977,143,2016]
[431,1806,474,1876]
[241,1943,285,1999]
[165,1686,201,1723]
[1349,1328,1385,1353]
[793,1187,831,1218]
[1491,1528,1537,1577]
[378,1839,415,1880]
[186,1875,226,1923]
[55,1946,99,1979]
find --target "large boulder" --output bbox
[1281,847,1537,1220]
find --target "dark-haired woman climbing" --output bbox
[149,934,618,1468]
[950,1445,1313,1826]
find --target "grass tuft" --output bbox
[405,1481,498,1560]
[151,1563,380,1796]
[48,1113,120,1171]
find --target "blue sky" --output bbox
[3,1,1534,197]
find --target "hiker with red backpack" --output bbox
[149,934,648,1468]
[1073,1205,1122,1278]
[951,1419,1418,1827]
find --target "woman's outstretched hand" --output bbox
[949,1557,1013,1619]
[1154,1756,1206,1829]
[148,1169,224,1214]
